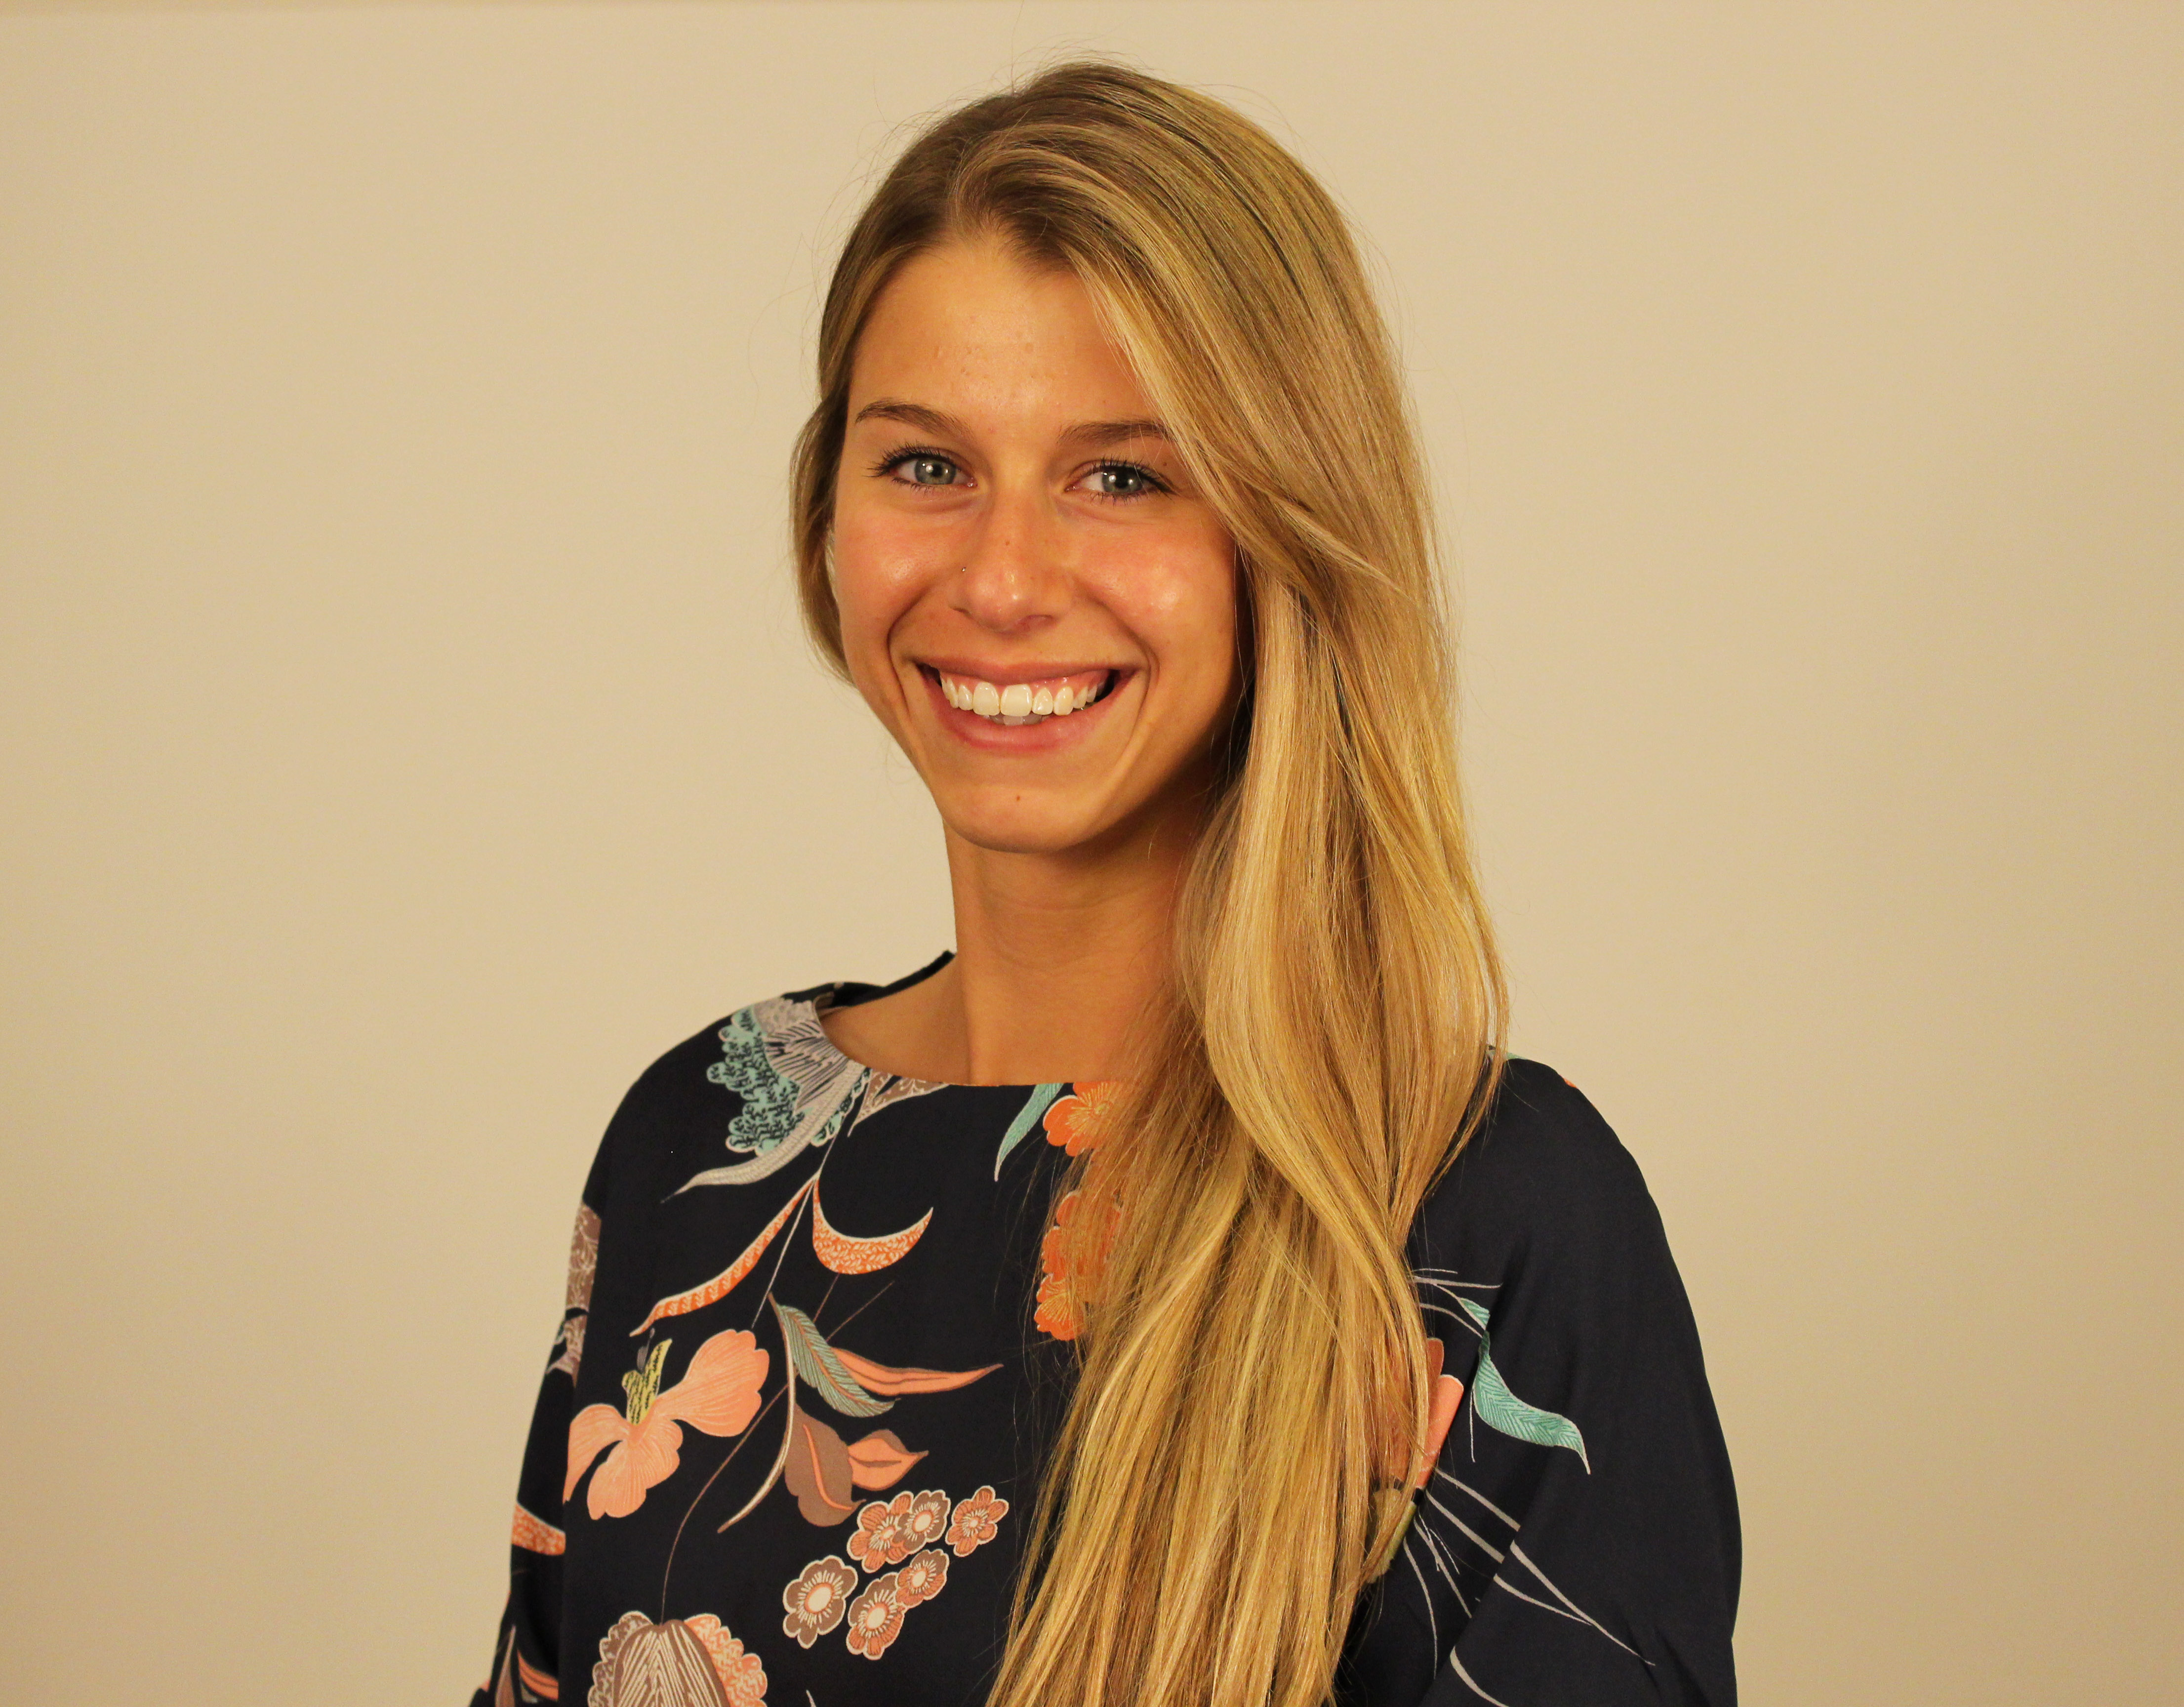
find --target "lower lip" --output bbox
[921,668,1128,752]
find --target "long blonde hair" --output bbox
[791,62,1506,1707]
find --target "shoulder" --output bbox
[581,994,818,1198]
[610,1008,751,1122]
[1410,1057,1666,1283]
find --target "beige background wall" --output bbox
[2,2,2178,1702]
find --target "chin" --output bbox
[943,817,1105,859]
[938,794,1121,858]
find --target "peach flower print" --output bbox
[946,1485,1009,1557]
[780,1555,856,1649]
[1034,1187,1121,1342]
[845,1572,906,1660]
[848,1494,915,1571]
[565,1329,768,1521]
[896,1546,950,1607]
[1042,1080,1120,1156]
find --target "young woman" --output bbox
[472,62,1738,1707]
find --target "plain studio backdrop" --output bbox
[1,3,2178,1703]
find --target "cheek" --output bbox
[828,506,933,650]
[825,509,942,732]
[1121,532,1240,710]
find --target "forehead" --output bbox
[848,238,1152,427]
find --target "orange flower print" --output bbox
[780,1555,856,1649]
[1417,1338,1467,1490]
[510,1501,566,1556]
[848,1492,918,1570]
[684,1616,767,1706]
[845,1572,906,1660]
[590,1610,767,1706]
[1042,1080,1120,1156]
[895,1545,950,1607]
[1034,1187,1120,1341]
[946,1485,1009,1557]
[565,1330,768,1521]
[900,1489,951,1553]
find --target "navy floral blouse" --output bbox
[472,959,1739,1707]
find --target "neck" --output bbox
[822,784,1205,1086]
[937,814,1189,1083]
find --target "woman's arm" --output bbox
[1347,1062,1740,1706]
[469,1175,605,1706]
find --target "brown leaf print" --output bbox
[782,1405,856,1526]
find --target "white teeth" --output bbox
[938,672,1110,724]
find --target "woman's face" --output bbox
[830,237,1240,858]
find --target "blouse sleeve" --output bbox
[1346,1063,1740,1707]
[469,1150,607,1707]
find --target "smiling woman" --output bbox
[828,241,1239,891]
[469,61,1737,1707]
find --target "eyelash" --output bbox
[868,446,955,484]
[869,446,1169,500]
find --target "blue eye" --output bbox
[873,448,964,487]
[1086,462,1162,498]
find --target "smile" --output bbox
[932,667,1117,727]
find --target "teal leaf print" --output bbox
[1457,1297,1590,1470]
[772,1301,893,1420]
[683,998,886,1193]
[993,1083,1065,1179]
[706,1007,804,1155]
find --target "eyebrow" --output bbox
[1065,417,1173,450]
[851,400,961,436]
[851,398,1172,449]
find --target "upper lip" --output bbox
[916,659,1127,685]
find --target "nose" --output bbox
[950,484,1072,635]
